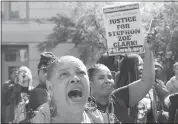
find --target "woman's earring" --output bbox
[50,97,57,117]
[85,96,97,112]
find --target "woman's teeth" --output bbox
[68,88,83,98]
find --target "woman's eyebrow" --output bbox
[57,68,70,72]
[95,74,105,77]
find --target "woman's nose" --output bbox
[69,76,80,84]
[139,66,143,71]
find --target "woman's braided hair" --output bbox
[37,52,57,74]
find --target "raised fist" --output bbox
[144,29,157,51]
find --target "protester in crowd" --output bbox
[19,52,57,123]
[116,55,169,123]
[13,66,34,123]
[114,53,149,123]
[155,62,164,83]
[2,68,18,123]
[2,66,33,123]
[166,62,178,94]
[152,62,170,123]
[153,62,169,105]
[88,32,155,123]
[36,52,57,89]
[27,56,117,123]
[142,62,170,123]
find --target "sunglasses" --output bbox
[39,67,48,73]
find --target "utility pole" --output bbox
[26,1,29,21]
[4,2,11,21]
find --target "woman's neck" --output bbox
[92,94,109,105]
[175,74,178,80]
[51,111,84,123]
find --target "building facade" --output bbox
[1,2,76,86]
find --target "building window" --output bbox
[2,1,29,21]
[11,2,27,20]
[3,45,29,62]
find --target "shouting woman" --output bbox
[27,56,118,123]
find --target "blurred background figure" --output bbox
[2,68,18,123]
[2,66,33,123]
[155,62,164,84]
[13,66,33,123]
[166,62,178,94]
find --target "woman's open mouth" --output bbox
[67,88,83,102]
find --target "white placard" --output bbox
[103,3,145,56]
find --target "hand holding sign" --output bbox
[144,19,157,51]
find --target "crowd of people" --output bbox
[1,32,178,123]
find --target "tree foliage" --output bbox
[37,2,107,65]
[140,2,178,80]
[37,2,178,80]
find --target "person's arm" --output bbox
[154,81,170,103]
[128,34,155,107]
[3,83,18,105]
[2,82,10,105]
[111,85,130,107]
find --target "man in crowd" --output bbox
[154,62,169,102]
[166,62,178,94]
[153,62,170,123]
[2,68,18,123]
[138,62,169,123]
[155,62,164,84]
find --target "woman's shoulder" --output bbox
[168,76,176,83]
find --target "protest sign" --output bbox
[103,3,145,56]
